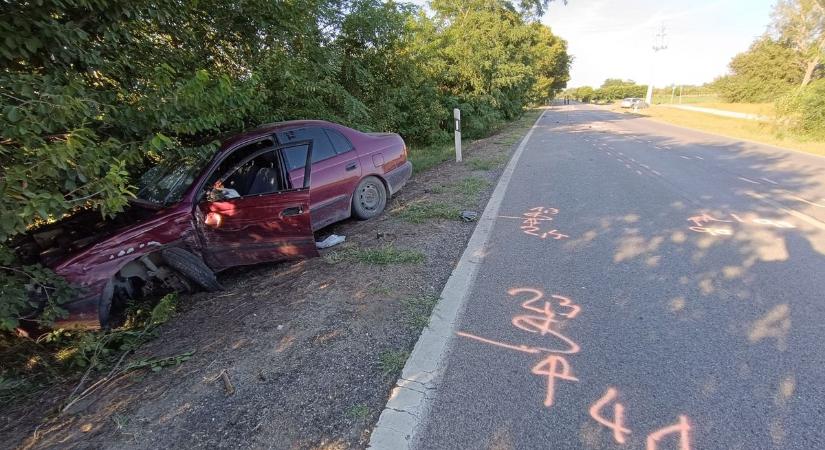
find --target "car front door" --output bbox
[194,141,319,271]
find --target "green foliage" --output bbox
[570,86,595,102]
[402,294,440,330]
[0,292,180,406]
[0,0,569,329]
[593,84,648,103]
[378,349,409,376]
[396,201,462,223]
[713,37,804,102]
[600,78,637,88]
[776,79,825,138]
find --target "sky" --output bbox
[542,0,777,88]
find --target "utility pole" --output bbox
[645,23,668,106]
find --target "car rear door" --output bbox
[277,127,361,230]
[195,141,318,271]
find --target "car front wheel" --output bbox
[352,176,387,220]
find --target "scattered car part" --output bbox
[461,211,479,222]
[316,234,346,249]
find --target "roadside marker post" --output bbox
[454,108,462,162]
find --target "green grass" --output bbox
[634,106,825,157]
[346,403,370,420]
[407,142,454,173]
[448,176,490,198]
[325,246,425,265]
[395,201,461,223]
[468,156,506,171]
[367,284,393,296]
[378,350,410,376]
[402,294,440,330]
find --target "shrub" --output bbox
[776,79,825,139]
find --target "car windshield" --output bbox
[135,160,205,205]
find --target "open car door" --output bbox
[195,140,319,271]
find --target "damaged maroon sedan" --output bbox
[15,120,412,328]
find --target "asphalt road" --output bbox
[414,104,825,449]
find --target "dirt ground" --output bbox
[3,109,543,450]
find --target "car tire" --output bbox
[161,247,223,292]
[352,176,387,220]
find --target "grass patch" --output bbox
[346,403,370,420]
[448,176,490,198]
[468,156,506,171]
[367,284,393,296]
[326,245,425,265]
[402,294,439,331]
[395,201,460,223]
[634,106,825,157]
[378,350,409,376]
[407,142,453,173]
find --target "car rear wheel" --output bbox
[352,176,387,220]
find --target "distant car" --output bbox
[14,120,412,329]
[620,98,648,109]
[620,98,641,108]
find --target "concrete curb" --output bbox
[367,109,548,449]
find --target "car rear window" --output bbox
[276,127,336,170]
[325,129,354,154]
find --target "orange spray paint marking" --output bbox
[508,288,580,319]
[589,387,631,444]
[687,213,731,227]
[646,415,692,450]
[457,331,580,356]
[752,218,795,228]
[514,207,568,241]
[456,331,541,354]
[689,226,732,236]
[531,355,578,407]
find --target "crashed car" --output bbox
[14,120,412,328]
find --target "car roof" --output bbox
[219,120,342,152]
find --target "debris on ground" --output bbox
[460,210,479,222]
[316,234,346,249]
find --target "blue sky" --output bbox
[542,0,776,88]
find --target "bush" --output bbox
[776,80,825,139]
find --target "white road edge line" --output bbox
[367,109,548,450]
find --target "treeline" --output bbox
[713,0,823,137]
[0,0,570,329]
[562,79,647,103]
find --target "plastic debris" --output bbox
[316,234,346,249]
[460,210,479,222]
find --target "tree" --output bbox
[713,37,803,102]
[772,0,825,86]
[600,79,636,88]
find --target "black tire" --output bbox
[161,247,223,292]
[352,176,387,220]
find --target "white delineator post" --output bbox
[454,108,462,162]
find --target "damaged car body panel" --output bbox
[15,120,410,329]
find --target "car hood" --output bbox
[12,204,160,267]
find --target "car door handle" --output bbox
[345,162,358,171]
[282,206,303,217]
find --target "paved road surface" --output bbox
[414,104,825,449]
